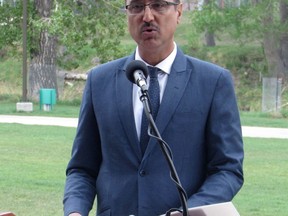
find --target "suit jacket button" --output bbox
[139,170,146,176]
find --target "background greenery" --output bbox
[1,11,287,116]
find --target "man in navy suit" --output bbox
[63,0,244,215]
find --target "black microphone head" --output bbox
[126,60,148,84]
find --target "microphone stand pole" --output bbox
[140,91,189,216]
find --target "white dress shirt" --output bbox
[133,43,177,139]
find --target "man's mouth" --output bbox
[142,27,157,33]
[141,22,158,33]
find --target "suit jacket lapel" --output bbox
[116,55,143,162]
[143,49,192,159]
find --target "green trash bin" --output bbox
[39,88,56,111]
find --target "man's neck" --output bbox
[137,43,175,66]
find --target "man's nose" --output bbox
[142,6,154,22]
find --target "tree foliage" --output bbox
[0,1,24,50]
[43,0,126,67]
[0,0,126,67]
[192,1,227,35]
[190,0,288,78]
[1,0,127,100]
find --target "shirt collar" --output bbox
[135,42,177,75]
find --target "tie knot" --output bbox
[148,66,159,79]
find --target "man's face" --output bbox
[126,0,182,54]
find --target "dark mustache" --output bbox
[141,22,159,31]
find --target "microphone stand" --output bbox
[139,90,189,216]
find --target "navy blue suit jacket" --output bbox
[64,48,244,216]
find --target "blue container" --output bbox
[39,88,56,111]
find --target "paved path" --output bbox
[0,115,78,128]
[0,115,288,139]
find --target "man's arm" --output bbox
[63,72,102,215]
[187,70,244,207]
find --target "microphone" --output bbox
[126,60,149,92]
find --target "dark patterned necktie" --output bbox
[139,66,160,155]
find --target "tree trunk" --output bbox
[218,0,225,9]
[28,0,58,100]
[262,32,285,78]
[262,1,286,79]
[204,0,216,46]
[205,31,216,46]
[185,0,191,11]
[279,0,288,79]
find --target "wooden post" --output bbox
[22,0,28,101]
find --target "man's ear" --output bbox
[177,4,183,24]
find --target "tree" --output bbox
[28,0,58,99]
[279,0,288,74]
[191,0,228,47]
[28,0,126,99]
[0,1,22,51]
[261,1,284,78]
[0,0,126,100]
[251,0,288,79]
[204,0,216,46]
[191,0,288,79]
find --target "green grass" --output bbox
[240,112,288,128]
[233,138,288,216]
[0,124,76,215]
[0,123,287,215]
[0,101,80,117]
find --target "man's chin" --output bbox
[139,38,159,48]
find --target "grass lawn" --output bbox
[0,123,287,215]
[240,112,288,128]
[233,138,288,216]
[0,124,76,215]
[0,102,81,118]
